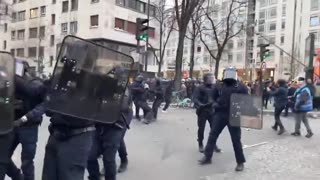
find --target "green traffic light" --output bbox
[139,34,149,40]
[263,53,271,59]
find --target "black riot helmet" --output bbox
[135,75,144,83]
[203,73,215,85]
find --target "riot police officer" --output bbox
[130,75,153,124]
[152,79,164,120]
[87,88,133,180]
[193,73,221,153]
[199,67,247,172]
[0,52,15,180]
[6,60,47,180]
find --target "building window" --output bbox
[17,29,25,40]
[92,0,99,3]
[3,41,7,50]
[28,47,37,58]
[281,36,284,44]
[70,21,78,34]
[116,0,125,6]
[197,46,201,53]
[17,10,26,21]
[90,15,99,27]
[282,5,286,17]
[260,0,266,7]
[49,56,54,67]
[269,22,276,32]
[137,1,146,13]
[10,49,15,56]
[281,21,285,30]
[13,0,17,4]
[29,27,38,38]
[269,0,277,5]
[12,12,17,22]
[30,8,38,19]
[259,10,265,19]
[127,21,136,34]
[40,6,46,16]
[311,0,319,11]
[228,42,233,49]
[236,53,243,62]
[39,26,45,38]
[39,47,44,58]
[52,0,56,4]
[51,14,56,25]
[71,0,78,10]
[61,23,68,33]
[50,35,55,46]
[228,54,233,63]
[11,31,16,40]
[269,36,275,44]
[62,1,69,13]
[269,8,277,18]
[310,16,320,26]
[4,23,7,33]
[128,0,136,9]
[17,48,25,57]
[114,18,125,30]
[258,25,265,32]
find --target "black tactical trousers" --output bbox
[197,110,214,144]
[42,130,94,180]
[87,126,125,180]
[162,98,171,111]
[152,98,163,119]
[274,106,285,130]
[7,126,38,180]
[204,112,245,164]
[0,132,14,180]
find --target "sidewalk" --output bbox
[211,137,320,180]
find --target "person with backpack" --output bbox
[291,77,314,138]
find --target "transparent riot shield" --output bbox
[0,52,14,134]
[46,36,134,124]
[229,94,263,129]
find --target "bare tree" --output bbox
[151,0,176,77]
[198,0,247,79]
[173,0,203,89]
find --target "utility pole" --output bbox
[144,0,151,72]
[290,0,297,79]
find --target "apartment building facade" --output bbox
[5,0,160,75]
[0,0,10,52]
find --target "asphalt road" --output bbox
[7,108,320,180]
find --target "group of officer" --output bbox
[0,37,134,180]
[194,67,249,172]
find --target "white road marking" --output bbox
[243,142,268,149]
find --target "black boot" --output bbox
[306,131,314,138]
[271,125,278,131]
[198,142,204,153]
[235,163,244,172]
[198,156,212,165]
[278,128,285,135]
[291,132,301,136]
[118,160,128,173]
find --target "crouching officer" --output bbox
[0,52,15,180]
[193,73,221,153]
[87,88,133,180]
[6,61,47,180]
[199,67,248,172]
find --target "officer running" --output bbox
[193,73,221,153]
[199,67,247,172]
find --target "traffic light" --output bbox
[259,44,270,61]
[136,18,149,41]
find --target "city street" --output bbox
[7,108,320,180]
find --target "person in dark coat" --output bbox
[152,79,164,120]
[268,79,288,135]
[284,81,298,116]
